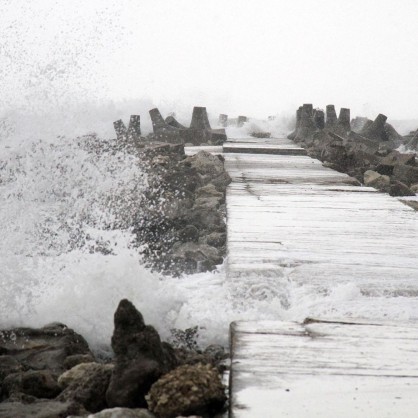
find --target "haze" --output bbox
[1,0,418,137]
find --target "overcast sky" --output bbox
[1,0,418,124]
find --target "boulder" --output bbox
[393,164,418,186]
[389,181,415,197]
[169,242,223,273]
[2,370,61,400]
[58,363,114,413]
[0,400,85,418]
[105,300,177,409]
[146,363,226,418]
[410,183,418,193]
[363,170,390,190]
[69,408,156,418]
[63,354,96,370]
[380,150,415,167]
[0,323,92,374]
[0,356,22,383]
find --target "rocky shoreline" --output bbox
[0,299,227,418]
[114,106,231,275]
[287,104,418,209]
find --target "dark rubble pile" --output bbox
[113,106,231,275]
[288,104,418,203]
[0,299,227,418]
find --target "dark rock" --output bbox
[0,400,86,418]
[393,164,418,186]
[169,242,223,273]
[363,170,390,190]
[2,370,61,400]
[146,363,226,418]
[69,408,156,417]
[389,181,415,197]
[177,225,199,242]
[0,323,92,374]
[106,300,177,408]
[63,354,95,370]
[0,356,22,383]
[380,150,415,167]
[204,232,227,248]
[58,362,113,413]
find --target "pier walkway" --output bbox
[223,137,418,417]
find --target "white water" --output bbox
[1,114,417,356]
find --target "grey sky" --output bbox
[1,0,418,123]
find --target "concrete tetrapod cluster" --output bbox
[287,103,418,199]
[113,107,227,146]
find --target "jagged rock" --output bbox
[2,370,61,400]
[69,408,156,418]
[57,363,113,413]
[106,300,177,408]
[0,400,85,418]
[393,164,418,186]
[146,363,226,418]
[389,181,415,197]
[363,170,390,190]
[0,323,92,374]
